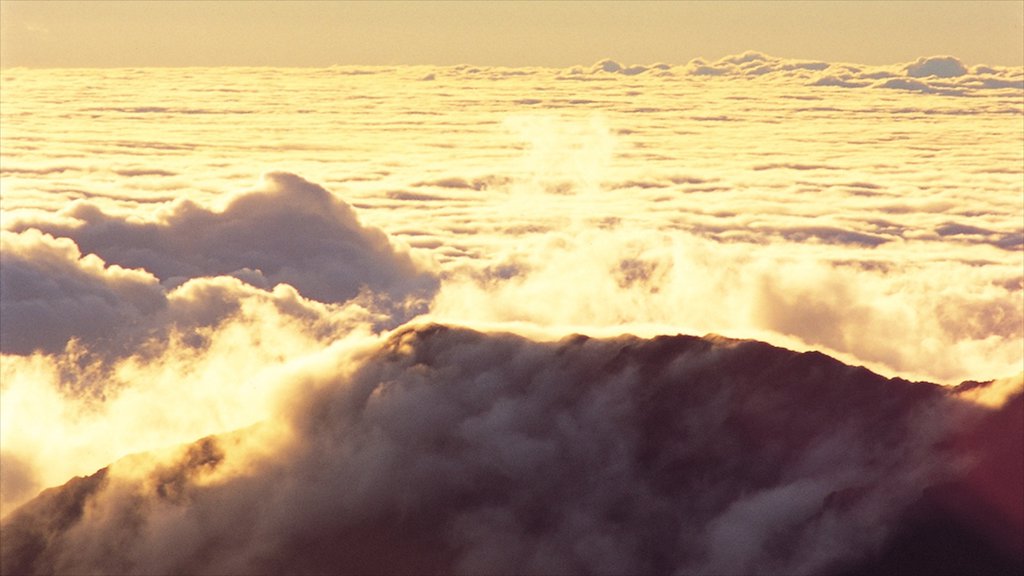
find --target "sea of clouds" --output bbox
[0,52,1021,574]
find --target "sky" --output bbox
[1,0,1023,68]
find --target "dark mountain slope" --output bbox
[3,325,1020,575]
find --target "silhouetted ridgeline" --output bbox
[2,325,1021,575]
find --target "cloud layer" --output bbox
[0,53,1020,573]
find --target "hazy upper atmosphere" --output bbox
[1,1,1023,68]
[0,2,1022,575]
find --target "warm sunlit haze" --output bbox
[2,1,1023,68]
[1,2,1022,575]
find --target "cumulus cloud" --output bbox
[681,51,831,79]
[873,77,965,96]
[9,172,438,307]
[587,59,651,76]
[557,59,671,78]
[0,229,166,355]
[1,325,1020,575]
[670,51,1022,97]
[1,172,437,357]
[905,55,968,78]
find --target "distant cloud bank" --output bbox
[550,52,1023,96]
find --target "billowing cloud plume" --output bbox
[1,171,439,360]
[8,172,438,306]
[0,270,382,515]
[0,174,435,513]
[2,325,1021,575]
[428,222,1023,384]
[0,229,166,355]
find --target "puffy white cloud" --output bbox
[905,55,968,78]
[9,172,438,307]
[587,59,652,76]
[670,52,1022,97]
[0,229,166,355]
[2,170,435,356]
[681,51,831,79]
[555,59,672,77]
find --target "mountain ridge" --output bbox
[2,324,1021,575]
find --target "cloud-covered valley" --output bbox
[1,52,1021,573]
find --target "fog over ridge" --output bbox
[3,324,1021,575]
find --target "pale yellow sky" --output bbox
[1,0,1022,68]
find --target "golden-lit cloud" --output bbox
[0,48,1021,574]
